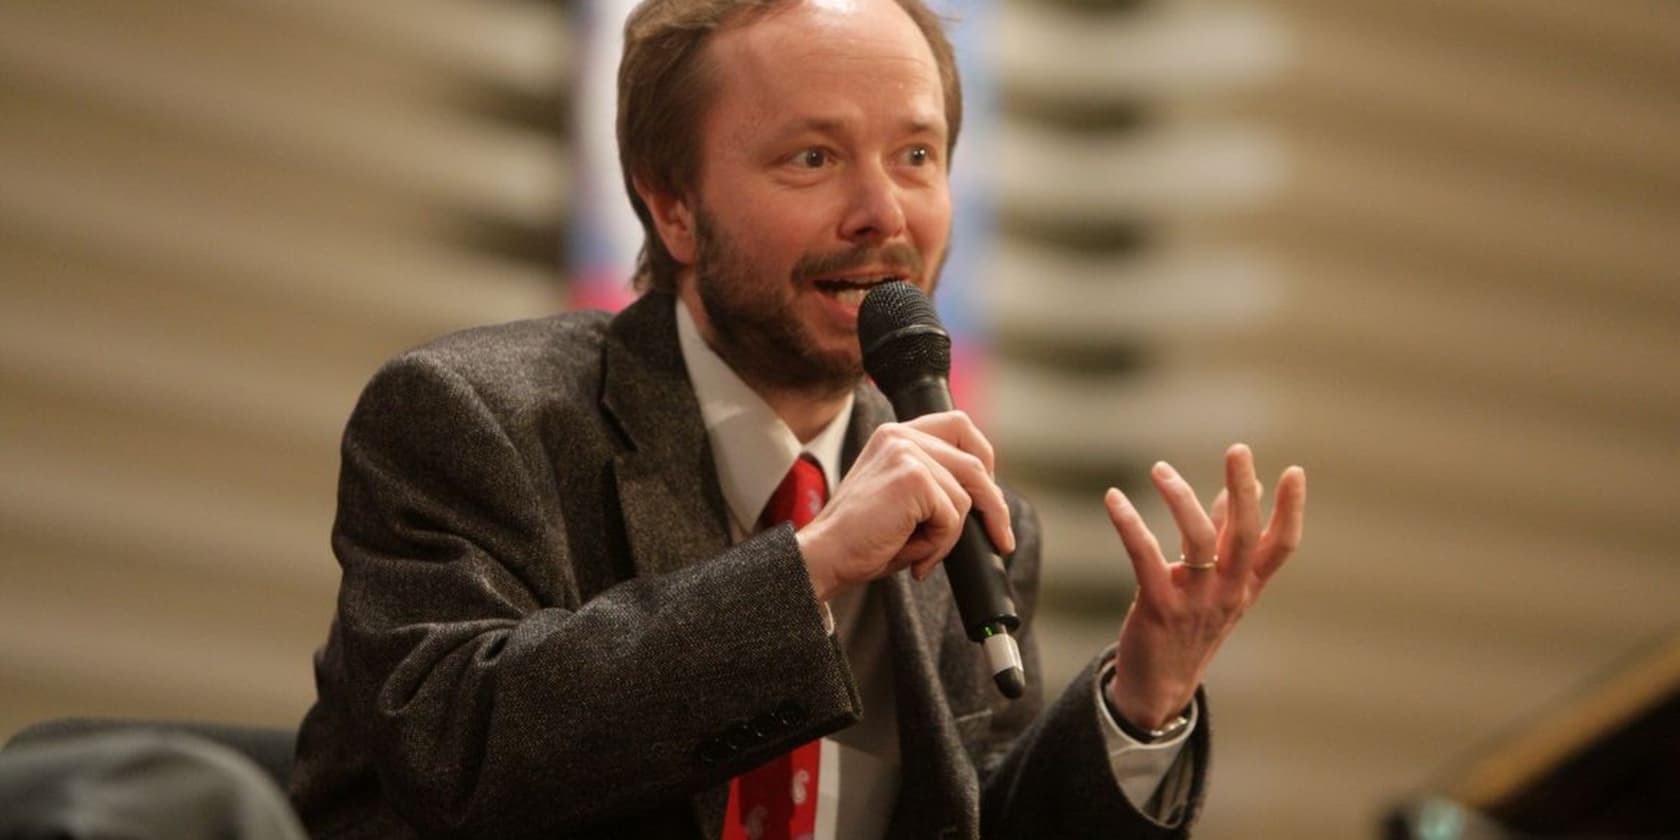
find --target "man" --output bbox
[288,0,1307,837]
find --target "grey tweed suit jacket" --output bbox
[288,291,1208,839]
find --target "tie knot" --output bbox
[761,455,827,531]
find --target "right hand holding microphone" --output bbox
[795,410,1016,603]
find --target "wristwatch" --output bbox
[1102,661,1196,742]
[1118,709,1191,744]
[1100,663,1193,744]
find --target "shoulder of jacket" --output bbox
[402,309,607,377]
[358,310,613,421]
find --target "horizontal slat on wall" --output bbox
[984,236,1283,344]
[997,2,1289,101]
[0,3,570,224]
[990,239,1680,431]
[0,133,562,334]
[252,0,574,94]
[997,119,1287,222]
[1028,484,1678,648]
[995,360,1677,543]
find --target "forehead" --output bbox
[702,0,945,140]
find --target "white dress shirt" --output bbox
[674,300,1194,837]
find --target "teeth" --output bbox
[814,276,908,305]
[834,287,868,305]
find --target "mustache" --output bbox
[791,243,924,284]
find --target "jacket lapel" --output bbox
[600,291,732,582]
[880,573,976,838]
[600,293,736,838]
[846,389,971,835]
[842,386,956,654]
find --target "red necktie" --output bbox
[721,455,827,840]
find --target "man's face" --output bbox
[677,0,952,394]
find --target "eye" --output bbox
[792,148,830,169]
[900,144,935,168]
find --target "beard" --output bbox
[692,206,932,399]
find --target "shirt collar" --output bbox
[675,297,853,536]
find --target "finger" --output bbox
[1210,488,1230,535]
[1149,461,1217,566]
[1217,443,1262,582]
[1104,487,1172,595]
[1253,466,1307,583]
[898,425,1015,555]
[899,454,966,578]
[903,410,996,476]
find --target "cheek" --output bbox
[725,214,806,286]
[750,205,833,266]
[907,192,953,257]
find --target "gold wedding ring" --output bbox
[1181,553,1219,570]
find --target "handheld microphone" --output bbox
[858,281,1025,699]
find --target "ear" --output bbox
[634,177,699,266]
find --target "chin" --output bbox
[809,330,863,361]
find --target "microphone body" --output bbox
[858,282,1026,699]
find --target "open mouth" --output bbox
[811,274,908,305]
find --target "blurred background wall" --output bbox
[989,0,1680,836]
[1,1,1676,837]
[0,0,572,749]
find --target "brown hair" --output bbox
[617,0,962,293]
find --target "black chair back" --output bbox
[5,718,297,788]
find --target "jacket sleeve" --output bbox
[976,496,1211,839]
[318,352,860,835]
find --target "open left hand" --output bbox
[1103,443,1307,729]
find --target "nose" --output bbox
[838,164,907,244]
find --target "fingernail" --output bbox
[1152,461,1178,481]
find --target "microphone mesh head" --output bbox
[858,281,951,393]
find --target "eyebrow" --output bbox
[769,115,947,141]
